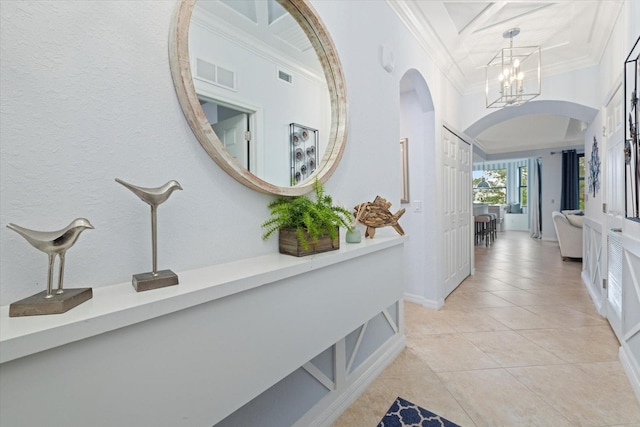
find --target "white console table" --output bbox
[1,235,406,427]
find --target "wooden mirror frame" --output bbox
[169,0,348,196]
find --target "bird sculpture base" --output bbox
[9,288,93,317]
[132,269,179,292]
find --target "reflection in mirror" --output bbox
[199,98,252,170]
[170,0,347,195]
[179,0,339,191]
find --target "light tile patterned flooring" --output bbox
[332,231,640,427]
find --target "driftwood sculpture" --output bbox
[354,196,405,238]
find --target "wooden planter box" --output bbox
[279,227,340,257]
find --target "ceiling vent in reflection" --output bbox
[195,58,236,91]
[278,68,293,84]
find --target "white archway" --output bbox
[464,99,599,243]
[399,69,441,308]
[464,100,598,140]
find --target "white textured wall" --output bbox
[541,151,563,240]
[400,91,428,299]
[399,76,443,306]
[1,1,226,305]
[1,0,460,306]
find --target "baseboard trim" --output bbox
[296,334,406,427]
[620,344,640,403]
[403,293,443,310]
[403,292,423,305]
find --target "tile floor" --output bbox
[332,231,640,427]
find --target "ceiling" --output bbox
[195,0,320,71]
[389,0,624,155]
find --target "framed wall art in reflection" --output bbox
[400,138,409,203]
[290,123,318,186]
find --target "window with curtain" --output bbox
[519,166,528,207]
[578,154,585,209]
[473,169,507,204]
[561,150,580,211]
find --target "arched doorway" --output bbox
[464,100,598,238]
[399,69,441,307]
[464,100,598,140]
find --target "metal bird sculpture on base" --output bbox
[7,218,94,317]
[116,178,183,292]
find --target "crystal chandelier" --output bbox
[485,28,541,108]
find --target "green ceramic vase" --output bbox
[345,228,361,244]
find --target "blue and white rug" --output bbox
[377,397,461,427]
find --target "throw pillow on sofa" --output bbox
[566,213,584,228]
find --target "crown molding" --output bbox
[474,138,489,154]
[478,138,584,155]
[387,0,624,98]
[386,0,466,94]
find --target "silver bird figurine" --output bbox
[115,178,182,277]
[7,218,94,298]
[115,179,183,207]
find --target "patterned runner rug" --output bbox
[377,397,461,427]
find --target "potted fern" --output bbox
[261,179,353,256]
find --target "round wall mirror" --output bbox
[169,0,347,196]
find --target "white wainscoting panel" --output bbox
[582,217,605,314]
[608,230,624,339]
[621,232,640,402]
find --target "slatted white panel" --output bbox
[620,234,640,402]
[582,217,604,313]
[623,236,640,339]
[608,230,623,317]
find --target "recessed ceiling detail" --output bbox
[267,0,287,24]
[473,3,554,34]
[388,1,624,94]
[197,0,316,56]
[219,0,257,23]
[442,2,491,34]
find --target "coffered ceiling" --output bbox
[388,0,623,94]
[388,1,624,154]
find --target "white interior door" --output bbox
[443,126,472,298]
[457,137,471,285]
[443,127,456,297]
[605,85,625,340]
[213,113,249,170]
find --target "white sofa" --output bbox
[552,211,583,260]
